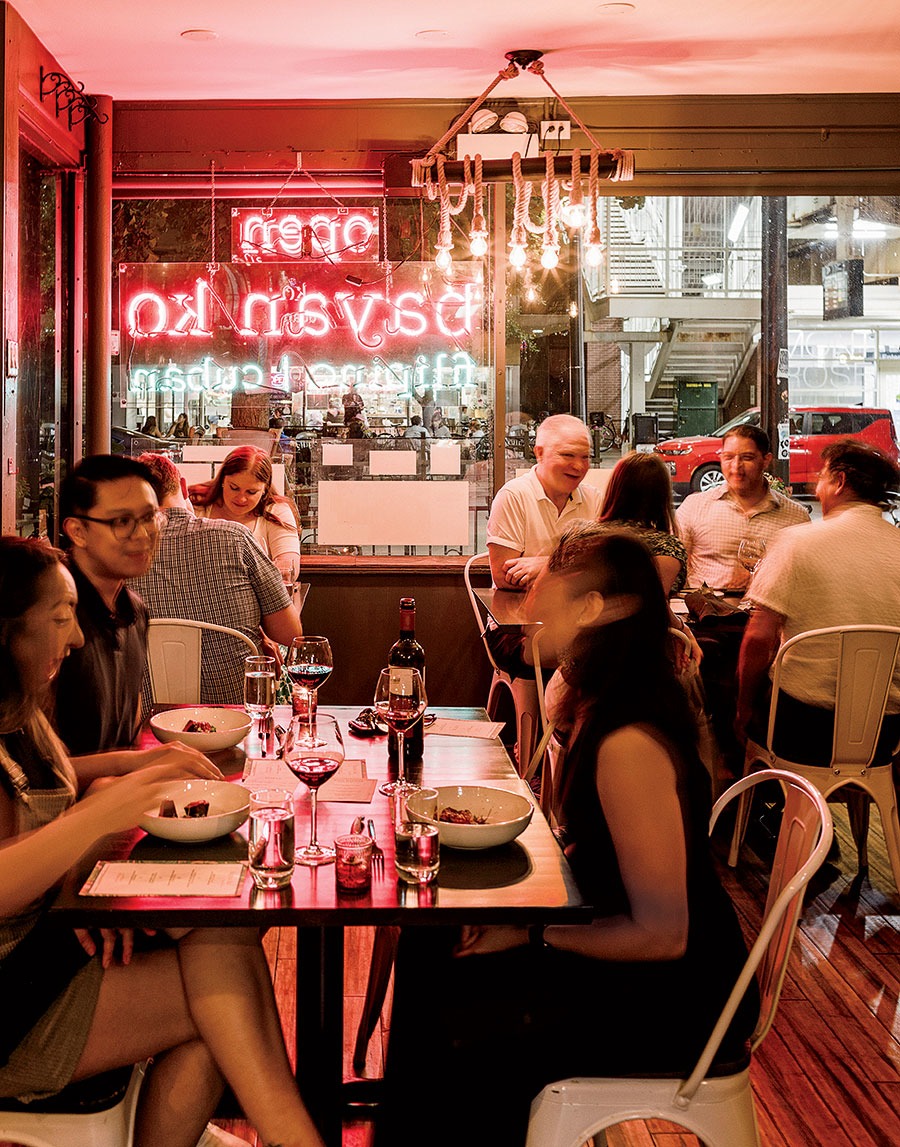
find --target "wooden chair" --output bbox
[526,769,833,1147]
[463,552,542,773]
[728,624,900,894]
[146,618,259,704]
[0,1063,145,1147]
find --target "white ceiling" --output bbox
[14,0,900,103]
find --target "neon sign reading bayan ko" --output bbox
[125,277,482,350]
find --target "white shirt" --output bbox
[676,483,810,590]
[486,466,604,561]
[747,502,900,710]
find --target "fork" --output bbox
[366,818,385,869]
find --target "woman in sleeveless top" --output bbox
[0,538,323,1147]
[378,524,757,1147]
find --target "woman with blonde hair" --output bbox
[190,445,301,583]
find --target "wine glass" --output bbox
[285,636,333,747]
[737,537,767,576]
[282,713,344,866]
[243,655,276,738]
[375,666,427,797]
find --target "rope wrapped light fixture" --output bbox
[411,50,634,273]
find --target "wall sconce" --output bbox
[411,50,634,273]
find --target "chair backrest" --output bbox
[676,769,832,1103]
[147,618,259,704]
[463,551,504,675]
[768,625,900,771]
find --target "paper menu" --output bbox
[241,758,377,802]
[426,718,504,739]
[80,861,246,897]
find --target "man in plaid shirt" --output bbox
[133,453,301,705]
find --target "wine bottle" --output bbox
[387,597,425,762]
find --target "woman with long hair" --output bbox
[139,415,163,438]
[0,537,323,1147]
[167,412,190,438]
[599,450,687,594]
[189,445,301,583]
[379,524,756,1147]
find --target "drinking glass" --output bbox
[283,713,344,866]
[285,636,333,746]
[374,666,427,796]
[737,537,767,575]
[243,655,276,735]
[248,788,295,889]
[394,821,440,885]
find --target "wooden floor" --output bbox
[216,802,900,1145]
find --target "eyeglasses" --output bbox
[72,509,164,540]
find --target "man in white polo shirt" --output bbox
[487,413,603,591]
[736,439,900,765]
[485,414,602,678]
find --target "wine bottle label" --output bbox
[389,667,416,695]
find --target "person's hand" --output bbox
[454,924,529,957]
[78,757,223,836]
[74,926,157,968]
[501,555,547,591]
[259,632,284,673]
[132,742,223,778]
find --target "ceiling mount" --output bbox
[504,49,544,70]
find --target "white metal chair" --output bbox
[146,618,259,704]
[525,769,833,1147]
[463,552,543,773]
[0,1062,146,1147]
[728,624,900,894]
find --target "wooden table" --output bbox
[50,705,588,1144]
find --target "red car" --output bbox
[654,406,900,495]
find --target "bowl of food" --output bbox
[149,707,252,752]
[406,784,533,850]
[139,779,251,843]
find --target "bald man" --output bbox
[487,414,603,591]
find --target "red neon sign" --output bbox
[122,265,483,351]
[231,206,379,264]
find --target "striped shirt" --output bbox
[132,508,291,705]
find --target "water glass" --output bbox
[394,821,440,885]
[334,833,374,894]
[244,655,276,724]
[248,788,295,889]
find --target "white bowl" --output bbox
[139,779,251,843]
[406,785,533,850]
[150,707,252,752]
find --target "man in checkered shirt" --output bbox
[133,453,301,706]
[676,424,809,592]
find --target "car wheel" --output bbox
[692,463,725,493]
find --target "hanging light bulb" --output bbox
[561,200,587,230]
[435,248,453,272]
[469,232,488,257]
[540,246,559,270]
[568,300,578,318]
[525,284,538,302]
[585,243,604,268]
[508,244,527,269]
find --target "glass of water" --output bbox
[244,654,276,731]
[248,788,295,889]
[394,821,440,885]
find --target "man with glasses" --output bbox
[56,455,161,755]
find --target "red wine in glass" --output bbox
[286,755,341,789]
[283,713,344,865]
[287,663,333,691]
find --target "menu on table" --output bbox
[427,718,505,739]
[241,757,377,802]
[80,861,247,897]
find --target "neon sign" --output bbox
[127,352,479,397]
[231,206,379,264]
[124,273,482,350]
